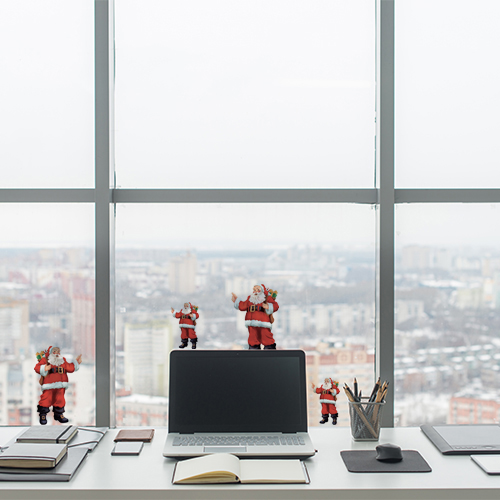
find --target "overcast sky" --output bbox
[1,1,500,248]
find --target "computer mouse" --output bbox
[375,443,403,462]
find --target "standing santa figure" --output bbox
[312,377,340,425]
[34,346,82,425]
[171,302,199,349]
[231,284,279,349]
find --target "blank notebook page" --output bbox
[239,459,305,482]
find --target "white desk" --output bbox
[1,426,499,500]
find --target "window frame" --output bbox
[1,0,500,427]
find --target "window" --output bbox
[1,0,498,428]
[115,203,376,426]
[0,204,95,425]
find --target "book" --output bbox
[172,453,310,484]
[0,447,88,481]
[114,429,154,442]
[16,425,78,444]
[0,442,67,468]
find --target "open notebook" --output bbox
[173,453,310,484]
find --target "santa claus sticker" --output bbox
[34,346,82,425]
[312,377,340,425]
[171,302,199,349]
[231,284,279,349]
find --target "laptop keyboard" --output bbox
[173,435,306,446]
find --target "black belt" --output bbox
[247,305,263,312]
[50,366,65,374]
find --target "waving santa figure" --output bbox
[231,284,279,350]
[34,346,82,425]
[171,302,199,349]
[312,377,340,425]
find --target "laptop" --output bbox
[163,349,316,459]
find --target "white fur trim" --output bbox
[249,292,265,305]
[266,303,274,315]
[172,312,177,318]
[40,365,49,377]
[179,324,196,329]
[319,398,337,405]
[245,319,273,329]
[41,381,69,392]
[234,299,241,309]
[73,362,80,372]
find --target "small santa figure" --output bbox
[312,377,340,425]
[231,284,279,349]
[171,302,199,349]
[34,346,82,425]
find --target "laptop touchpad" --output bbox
[204,446,247,453]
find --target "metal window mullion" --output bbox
[112,188,378,204]
[395,188,500,204]
[95,0,114,428]
[0,189,95,203]
[377,0,395,427]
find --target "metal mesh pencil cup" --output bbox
[348,397,385,441]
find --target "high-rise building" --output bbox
[72,292,95,361]
[0,298,29,358]
[124,319,174,397]
[169,252,197,294]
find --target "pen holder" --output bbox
[348,397,385,441]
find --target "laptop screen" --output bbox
[168,350,308,433]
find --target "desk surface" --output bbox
[1,426,499,500]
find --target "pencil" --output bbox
[344,387,378,439]
[369,377,380,402]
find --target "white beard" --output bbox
[249,292,265,305]
[323,381,332,390]
[181,307,191,315]
[48,353,63,366]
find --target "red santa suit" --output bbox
[316,381,340,416]
[35,357,79,408]
[173,308,199,340]
[234,294,279,347]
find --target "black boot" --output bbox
[263,343,276,350]
[319,414,329,424]
[248,344,261,350]
[37,405,50,425]
[53,406,69,423]
[331,413,338,425]
[179,339,188,349]
[190,338,197,349]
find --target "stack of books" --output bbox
[0,426,105,481]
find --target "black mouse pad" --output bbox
[341,450,432,473]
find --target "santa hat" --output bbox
[260,284,268,295]
[44,346,57,359]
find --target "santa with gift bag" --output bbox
[312,377,340,425]
[171,302,199,349]
[231,284,279,349]
[34,346,82,425]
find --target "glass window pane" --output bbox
[395,204,500,426]
[395,0,500,187]
[0,1,94,188]
[0,204,95,426]
[116,203,376,426]
[115,0,376,188]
